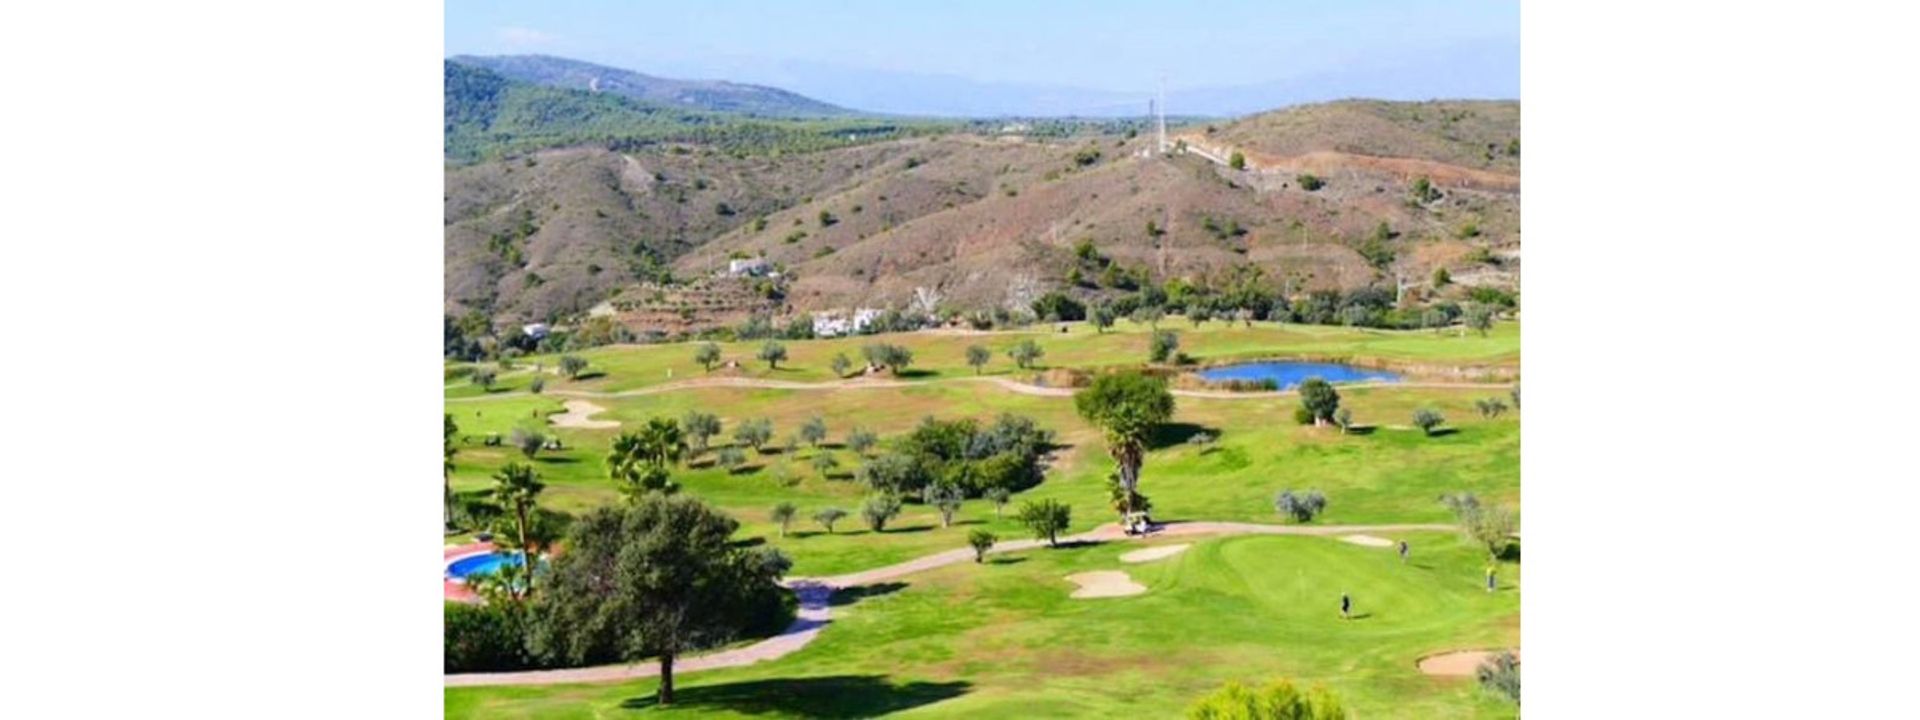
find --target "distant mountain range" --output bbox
[447,55,855,118]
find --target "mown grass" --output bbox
[445,532,1520,718]
[446,380,1517,576]
[447,320,1518,397]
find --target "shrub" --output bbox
[1031,292,1086,322]
[528,376,545,394]
[1475,398,1509,418]
[1410,175,1441,204]
[1463,304,1495,336]
[1184,679,1344,720]
[1477,651,1521,705]
[1274,489,1327,523]
[1149,329,1180,363]
[967,529,997,563]
[471,368,498,390]
[510,427,546,459]
[1412,408,1446,436]
[1228,151,1246,170]
[1293,406,1315,425]
[1431,266,1451,286]
[1295,173,1325,191]
[860,494,903,532]
[445,602,529,673]
[1333,407,1353,434]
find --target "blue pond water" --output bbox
[446,551,526,580]
[1195,362,1402,390]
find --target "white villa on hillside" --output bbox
[812,308,882,338]
[727,257,771,277]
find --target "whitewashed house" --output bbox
[811,308,883,338]
[727,258,771,277]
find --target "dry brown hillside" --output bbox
[678,101,1519,313]
[445,99,1519,328]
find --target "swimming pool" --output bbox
[1194,361,1402,390]
[445,551,527,582]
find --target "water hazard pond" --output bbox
[1194,361,1402,390]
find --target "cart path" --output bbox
[446,374,1511,403]
[445,520,1456,688]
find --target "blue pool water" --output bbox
[446,551,526,581]
[1195,362,1402,390]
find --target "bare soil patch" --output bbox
[1340,534,1394,547]
[1119,544,1190,563]
[1065,570,1146,598]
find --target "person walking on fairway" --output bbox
[1485,565,1497,593]
[1398,540,1410,564]
[1340,592,1351,620]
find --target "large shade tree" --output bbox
[529,496,790,706]
[1073,371,1174,516]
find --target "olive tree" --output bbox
[680,411,721,456]
[986,487,1012,517]
[1148,329,1179,363]
[967,529,997,563]
[734,418,774,453]
[694,343,722,372]
[798,415,828,448]
[770,502,798,537]
[559,355,589,380]
[965,345,992,374]
[1413,408,1446,436]
[845,427,878,457]
[830,353,853,378]
[1274,489,1328,523]
[756,341,787,369]
[1017,498,1072,547]
[1008,339,1044,369]
[1297,377,1340,426]
[813,507,847,534]
[923,483,964,527]
[860,494,903,532]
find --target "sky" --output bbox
[445,0,1518,117]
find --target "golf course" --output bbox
[443,319,1521,718]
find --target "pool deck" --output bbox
[444,542,492,603]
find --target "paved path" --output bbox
[444,520,1455,687]
[446,374,1512,403]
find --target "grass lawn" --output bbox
[445,532,1520,718]
[443,322,1521,717]
[445,320,1518,397]
[447,381,1517,576]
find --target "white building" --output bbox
[811,308,883,338]
[727,258,771,277]
[521,323,550,340]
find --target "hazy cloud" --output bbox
[495,26,556,48]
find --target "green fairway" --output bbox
[443,321,1520,716]
[445,532,1519,718]
[448,320,1518,397]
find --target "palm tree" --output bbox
[1073,372,1175,517]
[490,462,545,591]
[444,414,459,530]
[607,419,687,498]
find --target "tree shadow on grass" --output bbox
[619,675,971,717]
[1424,428,1460,438]
[1342,425,1379,436]
[535,456,579,465]
[827,582,908,607]
[988,555,1027,566]
[1148,422,1217,450]
[894,369,936,379]
[572,370,608,381]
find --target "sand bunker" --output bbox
[1120,544,1190,563]
[548,400,619,429]
[1417,649,1519,677]
[1065,571,1146,598]
[1340,534,1394,547]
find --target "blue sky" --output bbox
[446,0,1518,116]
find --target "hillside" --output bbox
[449,55,854,118]
[444,62,931,164]
[447,99,1520,329]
